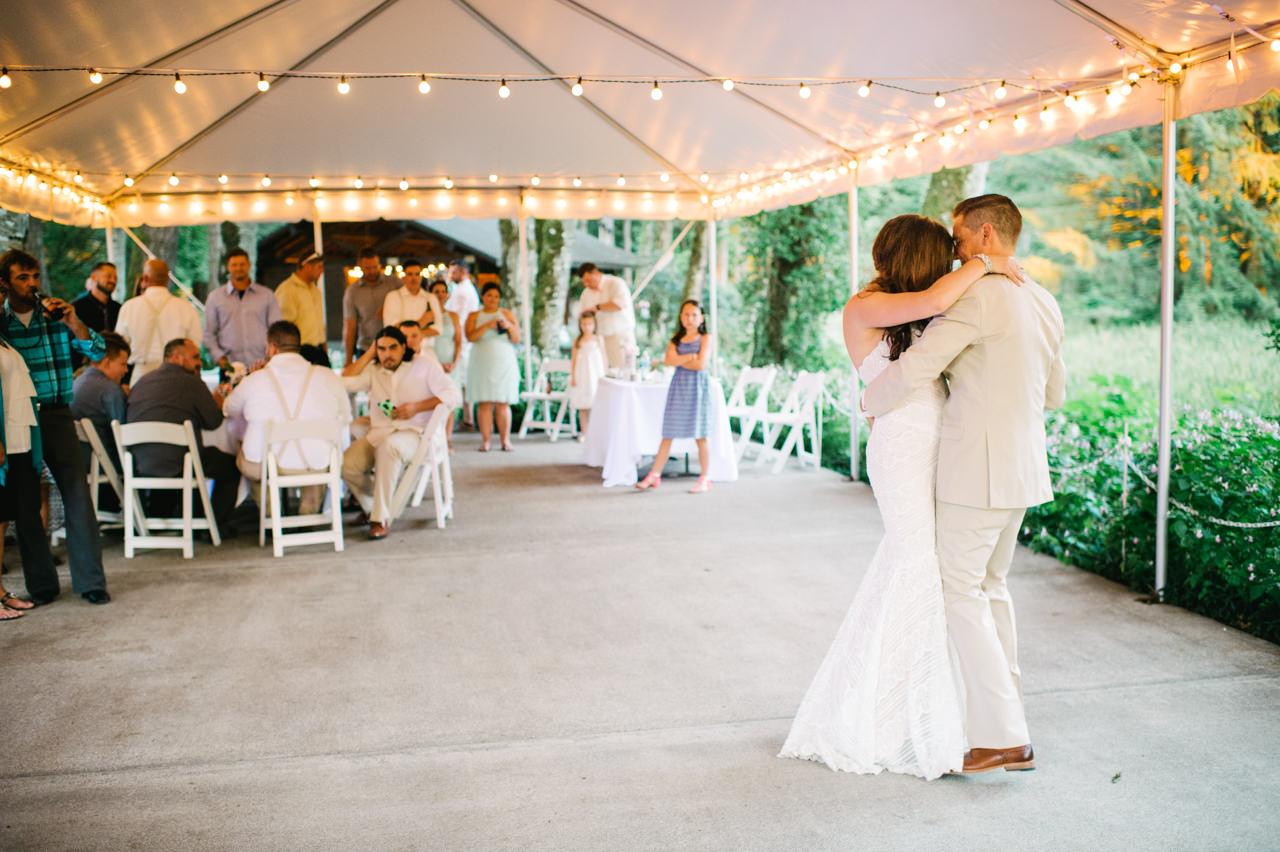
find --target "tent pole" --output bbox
[518,204,532,393]
[1155,80,1178,601]
[707,215,718,379]
[848,173,861,482]
[312,209,327,332]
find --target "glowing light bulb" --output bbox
[738,171,748,181]
[651,81,662,100]
[934,92,946,108]
[498,79,510,98]
[904,144,917,158]
[88,68,103,85]
[953,123,966,135]
[1272,39,1280,52]
[337,76,350,94]
[1226,55,1235,73]
[1120,82,1133,96]
[1106,87,1121,106]
[1040,105,1054,123]
[257,73,269,92]
[858,80,871,97]
[530,175,540,186]
[660,173,669,183]
[73,171,84,184]
[1169,61,1183,74]
[488,174,498,183]
[979,118,991,130]
[123,176,134,187]
[309,176,320,188]
[617,175,626,186]
[418,75,431,94]
[353,176,364,188]
[994,80,1007,100]
[1013,114,1027,130]
[571,77,583,96]
[572,176,582,187]
[798,82,811,99]
[1,68,13,89]
[168,173,179,186]
[913,131,927,143]
[399,178,409,191]
[216,174,228,185]
[260,175,271,187]
[699,172,710,183]
[442,177,454,189]
[173,73,186,94]
[1128,70,1140,83]
[1064,91,1077,108]
[722,79,734,91]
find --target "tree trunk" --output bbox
[206,223,223,297]
[681,220,707,302]
[499,218,537,324]
[532,219,575,354]
[21,214,47,286]
[920,162,990,224]
[621,219,633,286]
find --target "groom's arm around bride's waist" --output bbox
[862,289,984,417]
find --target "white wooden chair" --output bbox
[755,371,826,474]
[51,420,129,547]
[112,420,221,558]
[257,418,345,558]
[389,405,455,530]
[518,357,575,441]
[726,365,778,461]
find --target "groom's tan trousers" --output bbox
[937,501,1031,749]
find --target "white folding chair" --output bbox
[112,420,221,558]
[726,365,778,462]
[390,405,455,530]
[517,357,575,441]
[755,371,826,474]
[257,418,345,558]
[79,417,139,527]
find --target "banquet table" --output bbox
[582,376,738,487]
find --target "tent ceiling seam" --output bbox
[1050,0,1176,65]
[450,0,702,192]
[551,0,857,156]
[105,0,404,202]
[0,0,301,148]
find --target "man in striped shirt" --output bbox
[0,249,110,605]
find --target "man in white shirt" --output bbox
[223,321,352,515]
[341,325,460,539]
[115,258,203,381]
[576,263,636,369]
[382,258,442,332]
[444,259,480,425]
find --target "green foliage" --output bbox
[1024,399,1280,643]
[41,222,105,300]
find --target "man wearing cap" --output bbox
[276,251,327,347]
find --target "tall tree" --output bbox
[920,162,989,223]
[681,220,707,302]
[531,219,576,353]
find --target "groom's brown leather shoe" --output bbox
[961,745,1035,773]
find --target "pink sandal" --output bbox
[635,471,661,491]
[688,476,712,494]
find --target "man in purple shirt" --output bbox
[203,248,281,372]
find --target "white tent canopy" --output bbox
[1,0,1278,227]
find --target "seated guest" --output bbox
[341,326,459,540]
[223,321,351,515]
[125,338,241,535]
[72,331,130,469]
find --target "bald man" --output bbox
[115,258,203,380]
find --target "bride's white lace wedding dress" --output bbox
[778,337,964,780]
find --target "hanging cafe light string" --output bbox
[0,22,1276,215]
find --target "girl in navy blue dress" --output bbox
[636,299,714,494]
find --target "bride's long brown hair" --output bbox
[862,214,955,360]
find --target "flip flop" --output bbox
[1,592,33,611]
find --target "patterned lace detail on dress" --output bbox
[779,337,963,780]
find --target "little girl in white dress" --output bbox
[569,311,606,440]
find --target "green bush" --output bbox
[1024,383,1280,643]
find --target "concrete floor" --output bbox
[1,434,1278,851]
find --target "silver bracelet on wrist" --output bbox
[973,253,993,274]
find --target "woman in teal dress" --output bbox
[465,283,522,451]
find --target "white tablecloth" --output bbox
[582,376,738,487]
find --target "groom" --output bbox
[862,194,1065,773]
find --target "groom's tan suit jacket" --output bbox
[862,274,1066,509]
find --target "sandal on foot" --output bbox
[688,476,712,494]
[635,471,661,491]
[1,592,33,611]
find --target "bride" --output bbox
[778,214,1022,780]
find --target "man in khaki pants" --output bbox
[863,194,1065,773]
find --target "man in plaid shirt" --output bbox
[0,249,110,605]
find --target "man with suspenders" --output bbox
[223,321,352,515]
